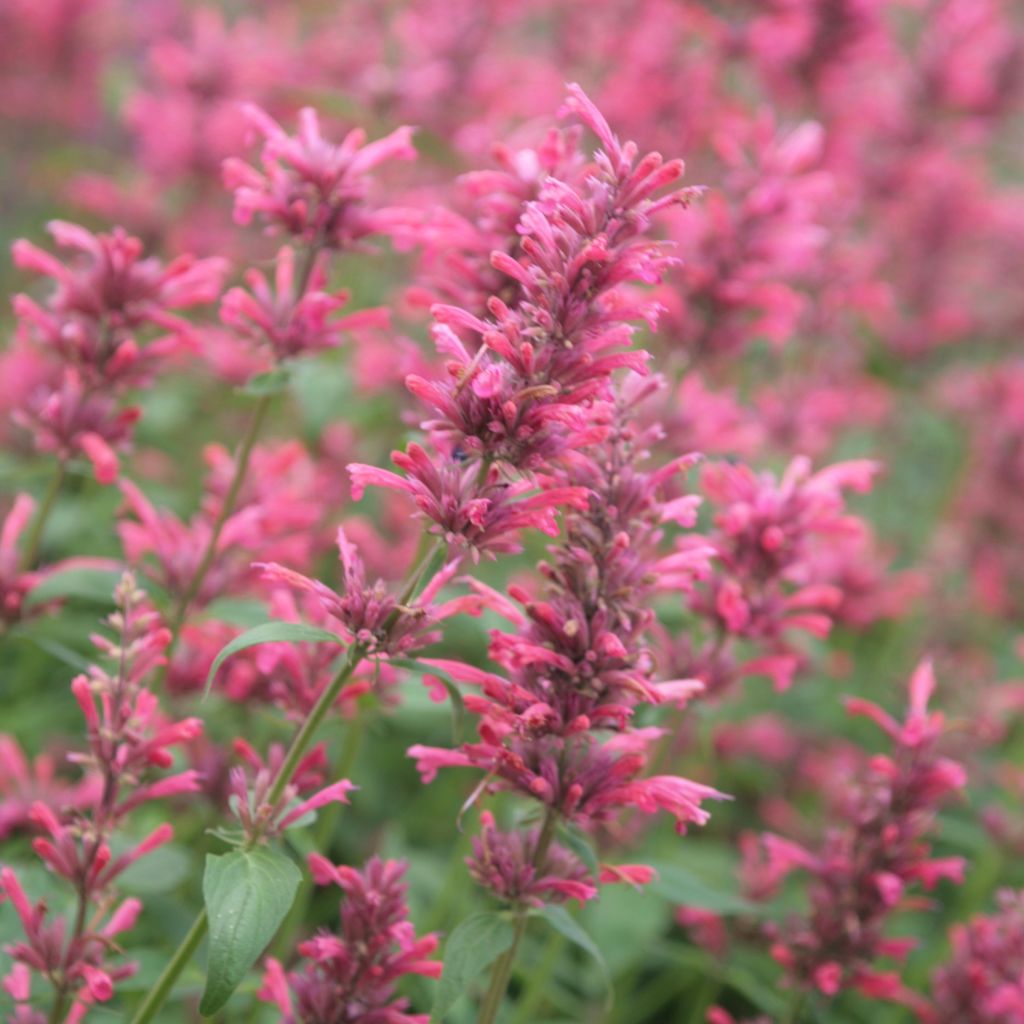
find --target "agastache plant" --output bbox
[3,3,1024,1021]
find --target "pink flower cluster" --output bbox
[672,456,880,696]
[927,889,1024,1023]
[10,222,226,484]
[0,574,201,1020]
[410,375,725,897]
[750,663,967,1009]
[259,855,441,1024]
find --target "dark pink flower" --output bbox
[467,811,597,906]
[927,889,1024,1023]
[257,527,479,658]
[223,105,417,249]
[226,740,354,841]
[259,856,440,1023]
[765,662,966,1003]
[349,442,591,559]
[220,245,389,361]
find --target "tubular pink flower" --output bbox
[276,779,356,831]
[260,856,441,1022]
[224,105,416,249]
[764,663,967,1002]
[221,245,390,361]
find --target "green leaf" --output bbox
[646,861,758,916]
[536,905,612,1007]
[200,847,301,1016]
[23,567,122,609]
[391,658,466,742]
[431,911,515,1022]
[239,367,291,397]
[13,634,91,671]
[555,822,600,882]
[200,597,274,628]
[205,622,344,697]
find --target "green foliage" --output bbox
[204,621,345,696]
[200,848,302,1016]
[431,912,515,1022]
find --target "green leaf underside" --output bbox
[431,911,515,1022]
[204,621,344,696]
[200,848,301,1016]
[646,861,759,915]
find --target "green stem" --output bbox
[129,909,208,1024]
[269,706,365,959]
[265,643,367,809]
[508,929,565,1024]
[166,392,273,641]
[47,981,70,1024]
[20,460,67,571]
[165,238,322,644]
[477,808,558,1024]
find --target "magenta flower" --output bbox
[0,735,99,841]
[118,478,262,608]
[349,442,591,559]
[14,369,140,484]
[227,740,354,841]
[1,866,142,1021]
[9,221,225,488]
[0,574,202,1019]
[223,105,417,249]
[672,455,881,696]
[406,83,698,473]
[468,810,598,906]
[257,526,479,658]
[408,375,726,875]
[760,662,965,1008]
[927,889,1024,1023]
[13,221,226,346]
[220,245,390,361]
[259,855,440,1024]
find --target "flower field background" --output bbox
[1,1,1023,1022]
